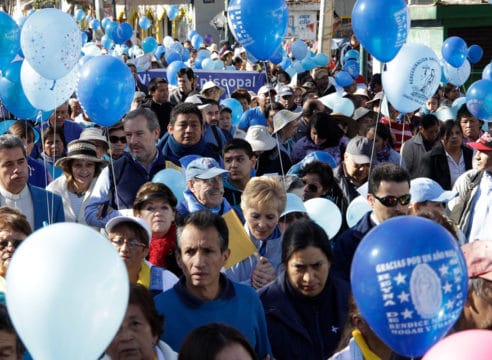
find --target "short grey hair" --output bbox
[0,134,27,158]
[123,107,160,133]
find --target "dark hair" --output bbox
[109,221,149,247]
[231,89,251,104]
[7,121,35,142]
[419,114,439,129]
[178,323,258,360]
[170,103,203,126]
[302,99,325,118]
[176,210,228,252]
[277,70,291,84]
[282,219,333,264]
[133,182,178,212]
[300,160,341,195]
[457,104,481,124]
[223,138,254,158]
[177,67,195,81]
[368,163,410,195]
[440,119,462,141]
[0,134,27,158]
[263,102,284,119]
[43,126,66,149]
[416,210,459,242]
[0,304,25,357]
[148,77,168,93]
[0,206,32,236]
[373,122,394,147]
[106,121,124,135]
[124,107,160,132]
[308,112,344,148]
[128,284,164,336]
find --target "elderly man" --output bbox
[153,210,272,358]
[0,135,64,230]
[176,157,233,219]
[455,240,492,330]
[158,103,222,165]
[85,108,168,228]
[450,131,492,242]
[333,163,411,281]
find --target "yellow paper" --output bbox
[222,210,257,269]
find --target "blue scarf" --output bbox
[181,189,233,215]
[161,134,219,165]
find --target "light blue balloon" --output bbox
[182,47,190,62]
[466,79,492,122]
[483,63,492,81]
[0,12,21,71]
[170,42,185,57]
[166,61,187,86]
[142,37,158,53]
[220,98,243,126]
[167,5,179,21]
[201,58,215,70]
[227,0,288,61]
[187,30,198,41]
[351,216,467,357]
[291,39,308,60]
[280,56,292,69]
[313,53,329,67]
[15,15,27,27]
[343,59,360,79]
[346,196,371,227]
[0,61,38,119]
[138,16,151,30]
[291,60,304,74]
[152,169,186,202]
[101,35,114,50]
[191,34,203,49]
[165,50,182,64]
[85,15,93,23]
[196,49,211,63]
[90,19,100,30]
[101,17,111,30]
[301,56,316,71]
[77,56,134,126]
[81,31,88,46]
[214,60,224,70]
[304,198,342,239]
[75,9,85,22]
[352,0,409,63]
[284,66,296,79]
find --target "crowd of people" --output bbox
[1,33,492,360]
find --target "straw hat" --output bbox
[55,140,107,169]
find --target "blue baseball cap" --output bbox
[185,157,228,181]
[410,178,458,203]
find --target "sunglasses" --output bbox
[109,136,127,144]
[302,181,320,194]
[0,239,23,250]
[373,194,411,207]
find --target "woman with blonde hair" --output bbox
[225,176,286,289]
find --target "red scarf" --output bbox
[148,223,177,268]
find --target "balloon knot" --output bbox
[50,80,57,91]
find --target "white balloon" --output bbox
[382,43,441,114]
[304,198,342,240]
[82,42,102,56]
[346,195,372,228]
[443,60,470,87]
[6,223,129,360]
[21,60,78,111]
[163,36,175,49]
[20,8,81,80]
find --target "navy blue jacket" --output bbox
[332,211,376,282]
[258,271,349,360]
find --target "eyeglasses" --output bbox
[372,194,411,207]
[195,176,222,185]
[109,136,127,144]
[110,238,146,250]
[0,239,23,250]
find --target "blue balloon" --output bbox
[166,61,187,86]
[351,216,468,358]
[81,31,88,46]
[167,5,179,20]
[335,71,354,87]
[301,56,317,71]
[75,9,85,22]
[152,169,186,202]
[165,50,182,64]
[291,60,304,74]
[227,0,288,61]
[182,47,190,62]
[90,19,100,30]
[77,56,134,126]
[482,63,492,81]
[344,49,360,63]
[187,30,198,41]
[138,16,151,30]
[155,45,165,60]
[191,34,203,49]
[466,79,492,122]
[85,15,93,23]
[442,36,467,68]
[0,12,21,71]
[352,0,409,63]
[220,98,243,127]
[142,37,158,53]
[279,56,292,70]
[113,22,133,44]
[291,39,308,60]
[313,53,329,67]
[343,59,360,79]
[467,44,483,65]
[101,17,111,30]
[0,61,38,119]
[104,21,118,40]
[196,49,211,63]
[101,35,114,50]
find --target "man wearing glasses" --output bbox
[333,163,411,281]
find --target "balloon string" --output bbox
[50,80,57,91]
